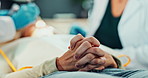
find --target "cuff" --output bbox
[112,55,123,69]
[32,58,58,77]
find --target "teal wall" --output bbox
[35,0,83,18]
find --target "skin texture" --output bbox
[21,24,36,37]
[57,34,117,71]
[111,0,128,17]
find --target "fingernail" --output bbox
[76,65,81,68]
[100,57,106,64]
[101,57,106,61]
[75,55,79,59]
[68,46,70,49]
[77,33,81,35]
[75,64,83,68]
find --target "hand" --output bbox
[12,3,40,30]
[21,24,36,37]
[56,35,104,71]
[56,34,101,71]
[70,35,118,71]
[77,48,118,71]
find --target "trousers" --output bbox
[41,68,148,78]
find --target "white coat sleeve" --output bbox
[116,1,148,69]
[115,45,148,69]
[1,58,58,78]
[0,16,16,43]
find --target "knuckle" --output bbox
[94,59,105,65]
[96,48,102,52]
[93,47,98,52]
[76,41,82,47]
[86,54,94,59]
[70,34,83,44]
[75,52,80,58]
[77,34,83,38]
[70,40,74,45]
[96,48,105,54]
[87,65,93,70]
[83,41,91,48]
[94,59,100,64]
[99,59,106,65]
[89,37,100,46]
[76,62,81,66]
[89,37,95,40]
[76,34,84,40]
[70,39,75,45]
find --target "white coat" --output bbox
[0,16,16,43]
[88,0,148,69]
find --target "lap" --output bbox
[41,68,148,78]
[41,71,118,78]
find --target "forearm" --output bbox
[3,58,58,78]
[0,16,16,43]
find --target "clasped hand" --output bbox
[57,34,117,71]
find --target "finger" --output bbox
[81,37,100,47]
[74,41,92,59]
[85,47,105,58]
[68,46,70,49]
[78,65,99,71]
[109,61,118,68]
[94,66,105,70]
[75,53,95,68]
[90,57,106,65]
[70,34,84,50]
[73,37,100,51]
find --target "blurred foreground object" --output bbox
[0,16,16,43]
[11,3,40,30]
[22,20,54,37]
[70,25,86,37]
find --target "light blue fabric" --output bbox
[12,3,40,30]
[41,68,148,78]
[41,71,118,78]
[70,25,86,37]
[0,10,9,16]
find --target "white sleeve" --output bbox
[2,58,58,78]
[0,16,16,43]
[115,45,148,70]
[116,0,148,69]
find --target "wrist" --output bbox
[111,55,122,68]
[56,58,64,71]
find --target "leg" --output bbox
[41,71,119,78]
[91,68,148,78]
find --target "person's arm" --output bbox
[115,45,148,69]
[0,16,16,43]
[11,3,40,30]
[2,58,58,78]
[1,35,108,78]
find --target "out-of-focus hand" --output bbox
[21,24,36,37]
[12,3,40,30]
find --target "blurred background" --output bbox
[34,0,93,34]
[35,0,93,18]
[0,0,93,34]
